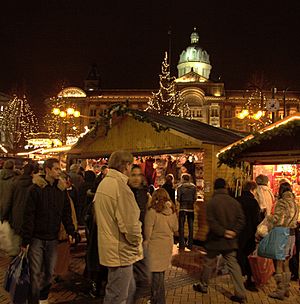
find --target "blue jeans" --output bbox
[104,265,136,304]
[179,211,194,249]
[151,272,166,304]
[28,238,58,304]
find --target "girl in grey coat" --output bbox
[144,188,178,304]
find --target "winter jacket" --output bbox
[94,169,143,267]
[177,182,197,211]
[21,175,75,246]
[8,175,33,235]
[256,185,274,215]
[144,202,178,272]
[0,168,17,220]
[206,188,245,252]
[271,191,299,229]
[130,185,150,237]
[162,182,176,204]
[237,191,260,254]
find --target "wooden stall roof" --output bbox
[218,113,300,166]
[68,110,243,159]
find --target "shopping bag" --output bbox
[3,251,30,304]
[257,227,289,260]
[248,252,275,285]
[0,221,21,256]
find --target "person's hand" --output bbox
[68,235,76,245]
[224,230,237,239]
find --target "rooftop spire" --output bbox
[190,27,199,44]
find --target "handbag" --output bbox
[248,249,275,285]
[256,216,272,238]
[3,251,30,304]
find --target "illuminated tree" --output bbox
[1,95,39,151]
[146,52,190,117]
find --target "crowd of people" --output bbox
[0,154,299,304]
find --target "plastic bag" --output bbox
[258,227,289,260]
[0,221,21,256]
[256,216,272,238]
[248,250,275,285]
[3,251,30,304]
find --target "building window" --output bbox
[90,109,96,117]
[211,108,219,117]
[224,108,232,118]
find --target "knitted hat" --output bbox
[255,174,269,186]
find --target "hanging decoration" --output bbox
[0,95,39,152]
[146,52,190,117]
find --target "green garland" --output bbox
[99,102,169,133]
[218,120,300,168]
[75,102,169,146]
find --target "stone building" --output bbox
[45,28,300,134]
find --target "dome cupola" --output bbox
[177,28,212,79]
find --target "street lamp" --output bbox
[52,107,81,118]
[52,107,81,144]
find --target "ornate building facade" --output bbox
[45,29,300,134]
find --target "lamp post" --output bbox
[283,87,290,118]
[52,107,81,144]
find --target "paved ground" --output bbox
[1,243,299,304]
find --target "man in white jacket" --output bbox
[255,174,274,216]
[94,151,143,304]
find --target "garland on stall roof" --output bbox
[218,120,300,168]
[76,102,169,146]
[99,102,169,133]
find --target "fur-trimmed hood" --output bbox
[32,175,67,191]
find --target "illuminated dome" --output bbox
[58,87,87,98]
[177,28,212,79]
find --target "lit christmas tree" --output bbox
[146,52,190,117]
[1,95,39,151]
[44,97,81,142]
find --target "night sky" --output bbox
[1,0,300,113]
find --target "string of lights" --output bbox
[0,95,39,151]
[146,52,190,117]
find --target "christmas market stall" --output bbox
[68,105,243,240]
[218,113,300,202]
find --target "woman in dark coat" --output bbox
[162,174,176,204]
[236,181,261,291]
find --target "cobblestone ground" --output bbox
[1,244,299,304]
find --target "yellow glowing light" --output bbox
[67,107,75,115]
[217,113,300,157]
[237,109,249,119]
[73,110,81,118]
[253,110,263,120]
[60,111,66,118]
[52,108,61,115]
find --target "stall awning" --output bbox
[218,114,300,167]
[68,108,243,159]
